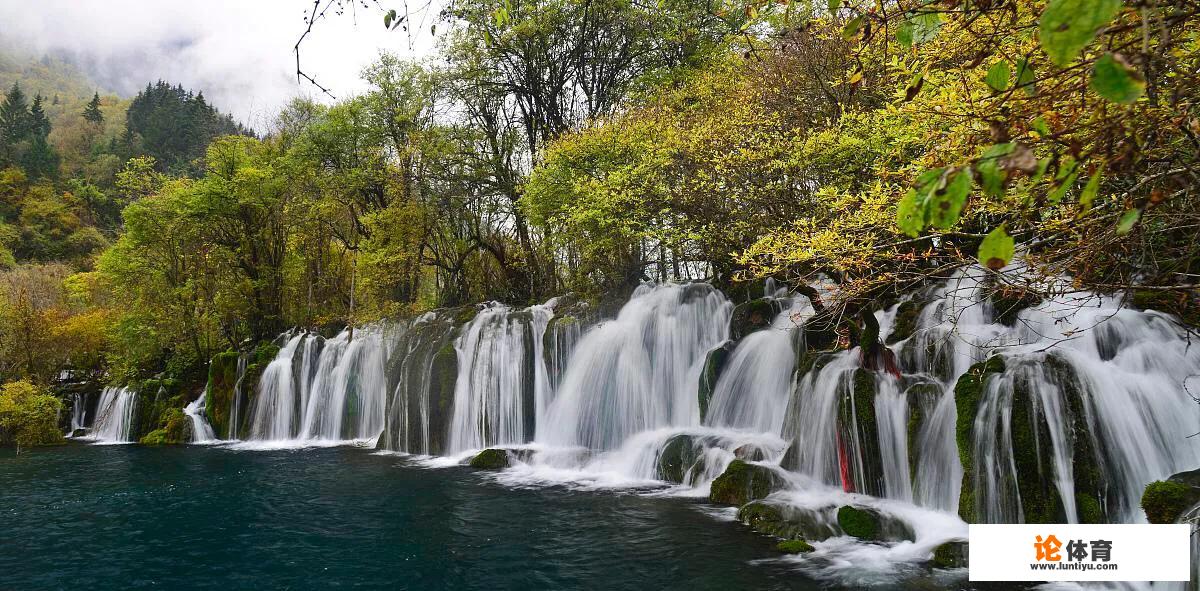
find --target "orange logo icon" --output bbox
[1035,535,1063,562]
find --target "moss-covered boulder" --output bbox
[905,381,942,480]
[954,355,1006,523]
[657,434,706,484]
[138,406,191,445]
[469,448,511,469]
[737,501,838,541]
[836,505,880,540]
[204,351,242,439]
[838,369,884,496]
[729,298,779,340]
[427,339,459,455]
[709,459,786,506]
[777,539,815,554]
[932,541,969,568]
[1141,478,1200,524]
[697,341,735,418]
[989,285,1043,327]
[887,299,924,344]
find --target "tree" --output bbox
[0,380,64,450]
[83,92,104,125]
[0,83,31,166]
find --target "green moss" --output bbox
[776,539,814,554]
[839,369,882,495]
[887,299,923,344]
[990,286,1043,326]
[1076,493,1103,524]
[139,428,169,445]
[697,343,732,418]
[836,505,880,540]
[1141,480,1200,524]
[428,339,459,455]
[730,298,777,340]
[954,355,1005,522]
[657,434,702,483]
[932,542,968,568]
[205,351,241,438]
[469,448,510,469]
[709,459,784,506]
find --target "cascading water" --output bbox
[244,328,387,445]
[87,386,137,444]
[540,283,731,450]
[67,393,87,436]
[184,391,216,443]
[228,271,1200,586]
[227,353,249,439]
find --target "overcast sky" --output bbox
[0,0,440,129]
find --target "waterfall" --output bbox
[185,391,216,443]
[245,328,387,444]
[541,283,731,450]
[227,353,249,439]
[447,304,539,453]
[67,393,87,436]
[87,386,137,444]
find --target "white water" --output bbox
[184,390,216,443]
[86,386,137,444]
[218,272,1200,586]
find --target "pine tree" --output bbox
[29,94,50,138]
[83,92,104,125]
[0,82,32,166]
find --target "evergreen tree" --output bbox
[83,92,104,125]
[123,80,250,175]
[0,83,32,165]
[28,94,50,138]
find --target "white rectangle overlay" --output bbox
[969,524,1192,582]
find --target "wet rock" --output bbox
[737,501,838,541]
[836,505,880,540]
[988,285,1042,327]
[838,369,884,496]
[697,341,735,418]
[205,351,242,439]
[709,459,786,506]
[954,355,1006,523]
[931,541,969,568]
[776,539,815,554]
[729,298,779,341]
[1141,477,1200,524]
[469,448,511,470]
[657,434,706,484]
[734,444,767,462]
[887,299,925,344]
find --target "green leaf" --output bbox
[1090,53,1145,104]
[384,9,396,29]
[985,61,1011,92]
[928,168,973,229]
[1078,165,1103,211]
[896,20,914,47]
[978,225,1016,270]
[1116,209,1141,234]
[828,0,840,13]
[1014,58,1036,95]
[1048,157,1079,204]
[896,167,946,236]
[1039,0,1122,67]
[842,16,863,41]
[910,12,942,44]
[1031,116,1051,137]
[975,143,1015,197]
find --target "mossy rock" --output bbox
[709,459,786,506]
[838,369,883,496]
[139,407,190,445]
[836,505,880,540]
[905,381,942,479]
[954,355,1006,523]
[887,299,924,344]
[737,501,838,541]
[428,339,459,455]
[657,434,705,484]
[729,298,778,340]
[469,448,511,470]
[1130,291,1200,327]
[1141,480,1200,524]
[777,539,815,554]
[697,341,735,419]
[989,285,1043,327]
[932,541,969,568]
[205,351,242,439]
[139,429,170,446]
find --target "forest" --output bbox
[1,0,1198,448]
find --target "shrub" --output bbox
[0,380,65,450]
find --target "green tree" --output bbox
[0,380,64,450]
[83,92,104,124]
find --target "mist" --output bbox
[0,0,439,129]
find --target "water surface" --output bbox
[1,444,821,590]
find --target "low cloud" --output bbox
[0,0,438,129]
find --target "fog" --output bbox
[0,0,440,128]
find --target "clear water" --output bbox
[0,444,842,591]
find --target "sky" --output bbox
[0,0,441,129]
